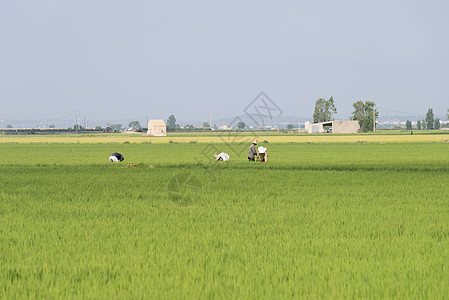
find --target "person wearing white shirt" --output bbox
[258,146,268,162]
[214,152,230,161]
[109,152,124,162]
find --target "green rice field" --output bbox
[1,141,449,298]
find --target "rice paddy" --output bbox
[1,135,449,298]
[1,131,449,144]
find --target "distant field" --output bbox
[1,131,449,144]
[1,141,449,298]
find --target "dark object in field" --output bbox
[109,153,124,162]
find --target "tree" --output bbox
[6,124,13,128]
[435,118,440,130]
[111,124,122,131]
[167,115,177,129]
[422,119,427,130]
[405,120,412,130]
[350,101,378,132]
[351,101,364,121]
[447,108,449,120]
[237,121,246,130]
[313,96,337,123]
[417,120,422,130]
[73,124,85,131]
[287,124,294,130]
[49,124,55,128]
[203,122,210,128]
[105,123,122,131]
[425,108,435,130]
[128,120,140,129]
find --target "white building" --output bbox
[218,125,231,131]
[147,120,167,136]
[304,120,360,134]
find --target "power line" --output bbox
[376,105,422,116]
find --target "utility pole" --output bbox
[209,112,212,130]
[75,113,78,134]
[373,107,376,133]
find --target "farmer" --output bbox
[248,140,259,161]
[109,152,124,162]
[214,152,230,161]
[258,146,268,162]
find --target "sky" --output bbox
[1,0,448,125]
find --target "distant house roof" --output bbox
[148,120,166,127]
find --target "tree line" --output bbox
[314,97,448,132]
[166,104,449,132]
[166,114,247,130]
[405,108,443,130]
[313,97,378,132]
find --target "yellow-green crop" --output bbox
[1,142,449,298]
[1,132,449,144]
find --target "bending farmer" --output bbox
[214,153,230,161]
[258,146,268,162]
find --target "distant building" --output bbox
[218,125,231,131]
[147,120,167,136]
[124,126,141,133]
[305,120,359,134]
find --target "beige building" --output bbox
[147,120,167,136]
[305,120,359,134]
[218,125,231,131]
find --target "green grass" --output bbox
[1,143,449,298]
[168,129,449,137]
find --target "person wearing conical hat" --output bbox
[258,146,268,162]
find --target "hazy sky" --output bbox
[1,0,448,122]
